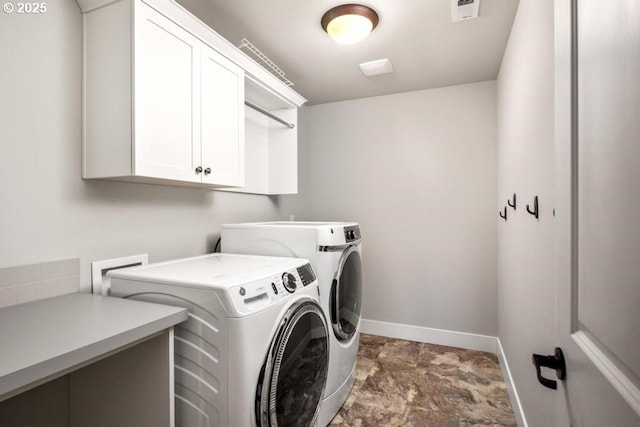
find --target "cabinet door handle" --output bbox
[195,166,203,174]
[204,167,212,175]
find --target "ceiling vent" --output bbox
[359,59,394,77]
[452,0,480,22]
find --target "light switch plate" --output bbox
[452,0,480,22]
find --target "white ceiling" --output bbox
[176,0,519,105]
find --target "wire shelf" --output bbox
[237,38,294,87]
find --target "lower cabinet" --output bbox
[0,332,174,427]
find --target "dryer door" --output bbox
[256,299,329,427]
[330,245,362,341]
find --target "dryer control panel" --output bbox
[229,262,317,316]
[344,225,361,242]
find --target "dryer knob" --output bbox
[282,272,297,293]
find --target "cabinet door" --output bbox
[133,1,201,182]
[200,45,245,187]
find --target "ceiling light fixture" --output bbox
[321,4,379,45]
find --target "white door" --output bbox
[200,44,244,187]
[133,1,201,182]
[554,1,640,425]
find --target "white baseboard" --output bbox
[360,318,498,354]
[496,338,528,427]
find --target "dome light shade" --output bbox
[321,4,379,45]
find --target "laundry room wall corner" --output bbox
[285,82,498,339]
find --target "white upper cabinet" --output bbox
[81,0,243,188]
[200,45,244,187]
[133,4,202,183]
[79,0,304,193]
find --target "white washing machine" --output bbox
[108,253,329,427]
[221,222,363,427]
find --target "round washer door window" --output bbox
[256,299,329,427]
[331,246,362,341]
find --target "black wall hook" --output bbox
[507,193,516,210]
[526,196,539,219]
[499,206,507,221]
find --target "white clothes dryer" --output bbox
[221,222,363,427]
[109,253,329,427]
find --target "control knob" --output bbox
[282,272,298,293]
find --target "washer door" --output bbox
[330,246,362,341]
[256,299,329,427]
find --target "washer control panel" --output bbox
[230,262,317,315]
[296,263,316,286]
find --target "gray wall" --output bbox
[281,82,498,336]
[0,1,285,294]
[2,1,498,339]
[496,0,556,424]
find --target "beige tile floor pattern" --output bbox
[328,334,517,427]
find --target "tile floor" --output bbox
[329,334,517,427]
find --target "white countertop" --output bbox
[0,293,187,400]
